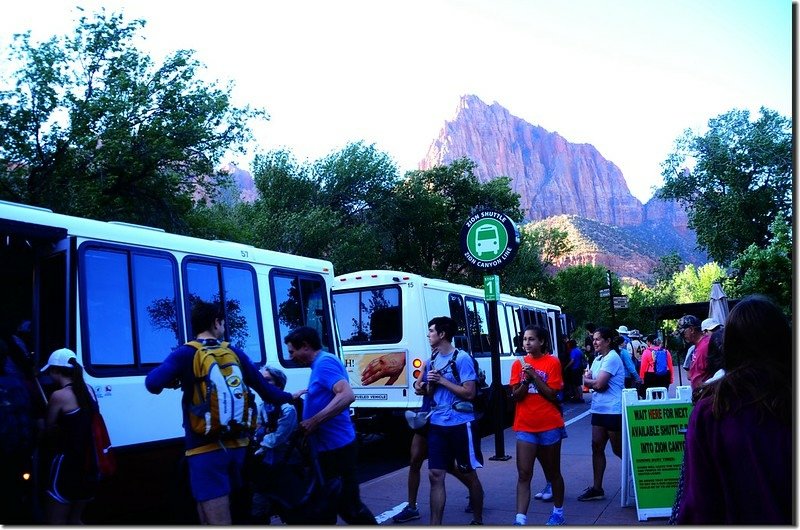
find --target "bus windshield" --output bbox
[333,287,401,345]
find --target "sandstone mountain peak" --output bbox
[420,94,706,279]
[421,94,645,226]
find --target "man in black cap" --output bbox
[676,315,711,390]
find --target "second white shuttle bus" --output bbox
[331,270,567,429]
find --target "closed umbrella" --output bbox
[708,282,730,325]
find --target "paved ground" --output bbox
[355,376,693,527]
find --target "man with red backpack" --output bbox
[639,335,674,395]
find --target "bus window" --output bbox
[333,287,401,345]
[184,259,263,361]
[134,254,182,364]
[466,297,491,357]
[81,245,181,372]
[448,293,471,353]
[271,271,333,368]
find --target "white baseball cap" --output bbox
[701,318,722,332]
[41,348,78,372]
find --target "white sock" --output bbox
[552,506,564,516]
[515,513,527,525]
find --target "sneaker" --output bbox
[392,505,420,523]
[534,482,553,501]
[546,513,565,526]
[464,495,473,513]
[577,486,605,501]
[469,520,483,525]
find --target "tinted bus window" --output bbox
[448,294,471,353]
[333,287,401,345]
[271,271,333,368]
[134,254,182,364]
[466,297,491,357]
[81,246,181,372]
[184,259,263,360]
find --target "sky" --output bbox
[0,0,792,203]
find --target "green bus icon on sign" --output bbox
[466,218,507,261]
[460,210,520,271]
[476,224,500,256]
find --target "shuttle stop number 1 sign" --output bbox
[460,210,520,272]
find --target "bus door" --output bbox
[0,216,70,374]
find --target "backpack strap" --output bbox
[450,349,461,385]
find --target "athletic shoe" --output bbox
[392,505,420,523]
[577,486,605,501]
[469,520,483,525]
[534,482,553,501]
[546,513,566,526]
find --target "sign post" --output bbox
[460,210,519,460]
[621,386,694,521]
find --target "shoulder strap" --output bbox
[450,349,461,385]
[186,340,203,350]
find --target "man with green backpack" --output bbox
[145,301,301,525]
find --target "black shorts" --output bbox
[565,370,582,386]
[591,413,622,432]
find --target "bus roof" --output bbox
[0,200,333,273]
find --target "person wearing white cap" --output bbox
[40,348,98,524]
[701,318,722,334]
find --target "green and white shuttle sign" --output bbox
[460,210,520,271]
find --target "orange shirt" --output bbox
[509,353,564,433]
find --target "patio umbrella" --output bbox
[708,282,730,325]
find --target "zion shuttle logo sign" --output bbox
[460,210,520,271]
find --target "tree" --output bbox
[658,108,792,264]
[728,213,792,313]
[671,262,728,303]
[502,223,571,299]
[542,265,619,331]
[0,9,264,232]
[651,251,683,286]
[384,158,524,286]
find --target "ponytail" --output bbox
[67,358,95,412]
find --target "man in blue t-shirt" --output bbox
[420,316,484,525]
[285,326,376,525]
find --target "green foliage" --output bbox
[651,251,683,286]
[502,223,572,299]
[542,265,619,331]
[236,143,396,273]
[670,262,728,303]
[384,157,523,284]
[0,9,264,232]
[727,213,792,313]
[658,107,792,264]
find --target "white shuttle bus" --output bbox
[0,200,338,522]
[331,270,567,430]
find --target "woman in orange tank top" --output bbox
[509,325,566,526]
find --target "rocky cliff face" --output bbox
[421,95,647,225]
[420,95,706,279]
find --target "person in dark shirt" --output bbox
[675,295,790,524]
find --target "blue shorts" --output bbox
[187,447,246,502]
[515,426,568,446]
[427,422,483,473]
